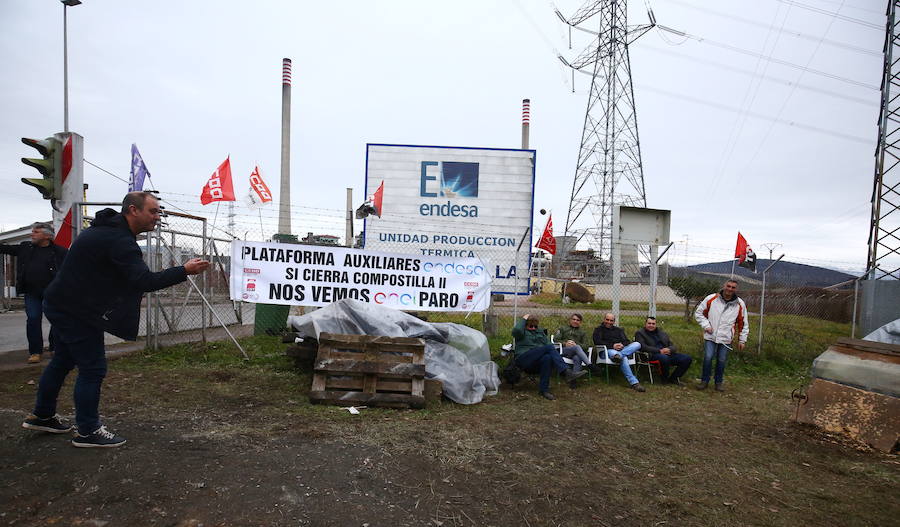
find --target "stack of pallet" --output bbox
[308,332,428,409]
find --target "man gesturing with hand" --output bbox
[22,192,209,448]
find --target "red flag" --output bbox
[735,232,757,272]
[372,180,384,218]
[200,157,235,205]
[535,215,556,255]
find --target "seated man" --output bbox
[634,316,693,386]
[553,313,597,388]
[513,314,586,400]
[592,313,645,392]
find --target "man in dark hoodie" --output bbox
[21,192,209,448]
[0,222,67,364]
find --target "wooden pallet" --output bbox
[309,333,427,409]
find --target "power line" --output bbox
[724,0,854,197]
[569,67,873,144]
[661,0,881,56]
[774,0,883,29]
[84,159,129,184]
[637,43,875,106]
[708,1,794,199]
[653,25,879,90]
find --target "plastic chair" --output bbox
[551,335,593,377]
[634,352,661,385]
[594,345,637,384]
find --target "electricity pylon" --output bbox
[867,0,900,280]
[557,1,654,271]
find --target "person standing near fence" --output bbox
[0,222,67,364]
[21,192,210,448]
[694,279,749,392]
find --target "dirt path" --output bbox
[1,357,897,526]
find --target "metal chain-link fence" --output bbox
[52,201,863,362]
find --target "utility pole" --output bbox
[760,242,783,261]
[345,188,353,247]
[557,1,655,267]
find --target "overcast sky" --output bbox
[0,0,886,274]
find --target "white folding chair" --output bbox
[594,345,637,384]
[551,335,593,375]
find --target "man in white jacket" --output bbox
[694,279,749,392]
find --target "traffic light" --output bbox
[21,136,62,200]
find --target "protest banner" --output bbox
[230,241,492,312]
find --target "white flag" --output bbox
[245,165,273,209]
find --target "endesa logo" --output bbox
[419,161,479,217]
[423,262,484,275]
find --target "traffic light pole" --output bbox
[63,5,69,132]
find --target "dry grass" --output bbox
[2,332,896,526]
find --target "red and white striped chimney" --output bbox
[521,98,530,149]
[282,58,292,86]
[278,58,292,234]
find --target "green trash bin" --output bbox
[254,303,290,336]
[253,233,299,336]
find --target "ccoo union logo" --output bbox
[419,161,479,217]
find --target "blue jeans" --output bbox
[515,344,568,393]
[649,352,693,381]
[34,303,107,435]
[24,292,50,355]
[606,342,641,385]
[701,340,729,384]
[561,344,591,373]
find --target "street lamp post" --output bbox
[62,0,82,133]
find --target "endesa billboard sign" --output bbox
[363,144,536,295]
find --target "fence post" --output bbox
[757,254,784,354]
[201,218,208,346]
[649,242,674,318]
[145,226,156,350]
[851,275,864,339]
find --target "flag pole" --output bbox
[258,209,265,241]
[730,258,736,279]
[512,227,530,324]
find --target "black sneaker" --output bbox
[563,369,588,383]
[71,426,126,448]
[22,414,73,434]
[540,391,556,400]
[630,383,646,392]
[611,354,623,365]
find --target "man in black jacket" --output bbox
[592,313,645,392]
[0,222,67,364]
[21,192,209,448]
[634,317,693,386]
